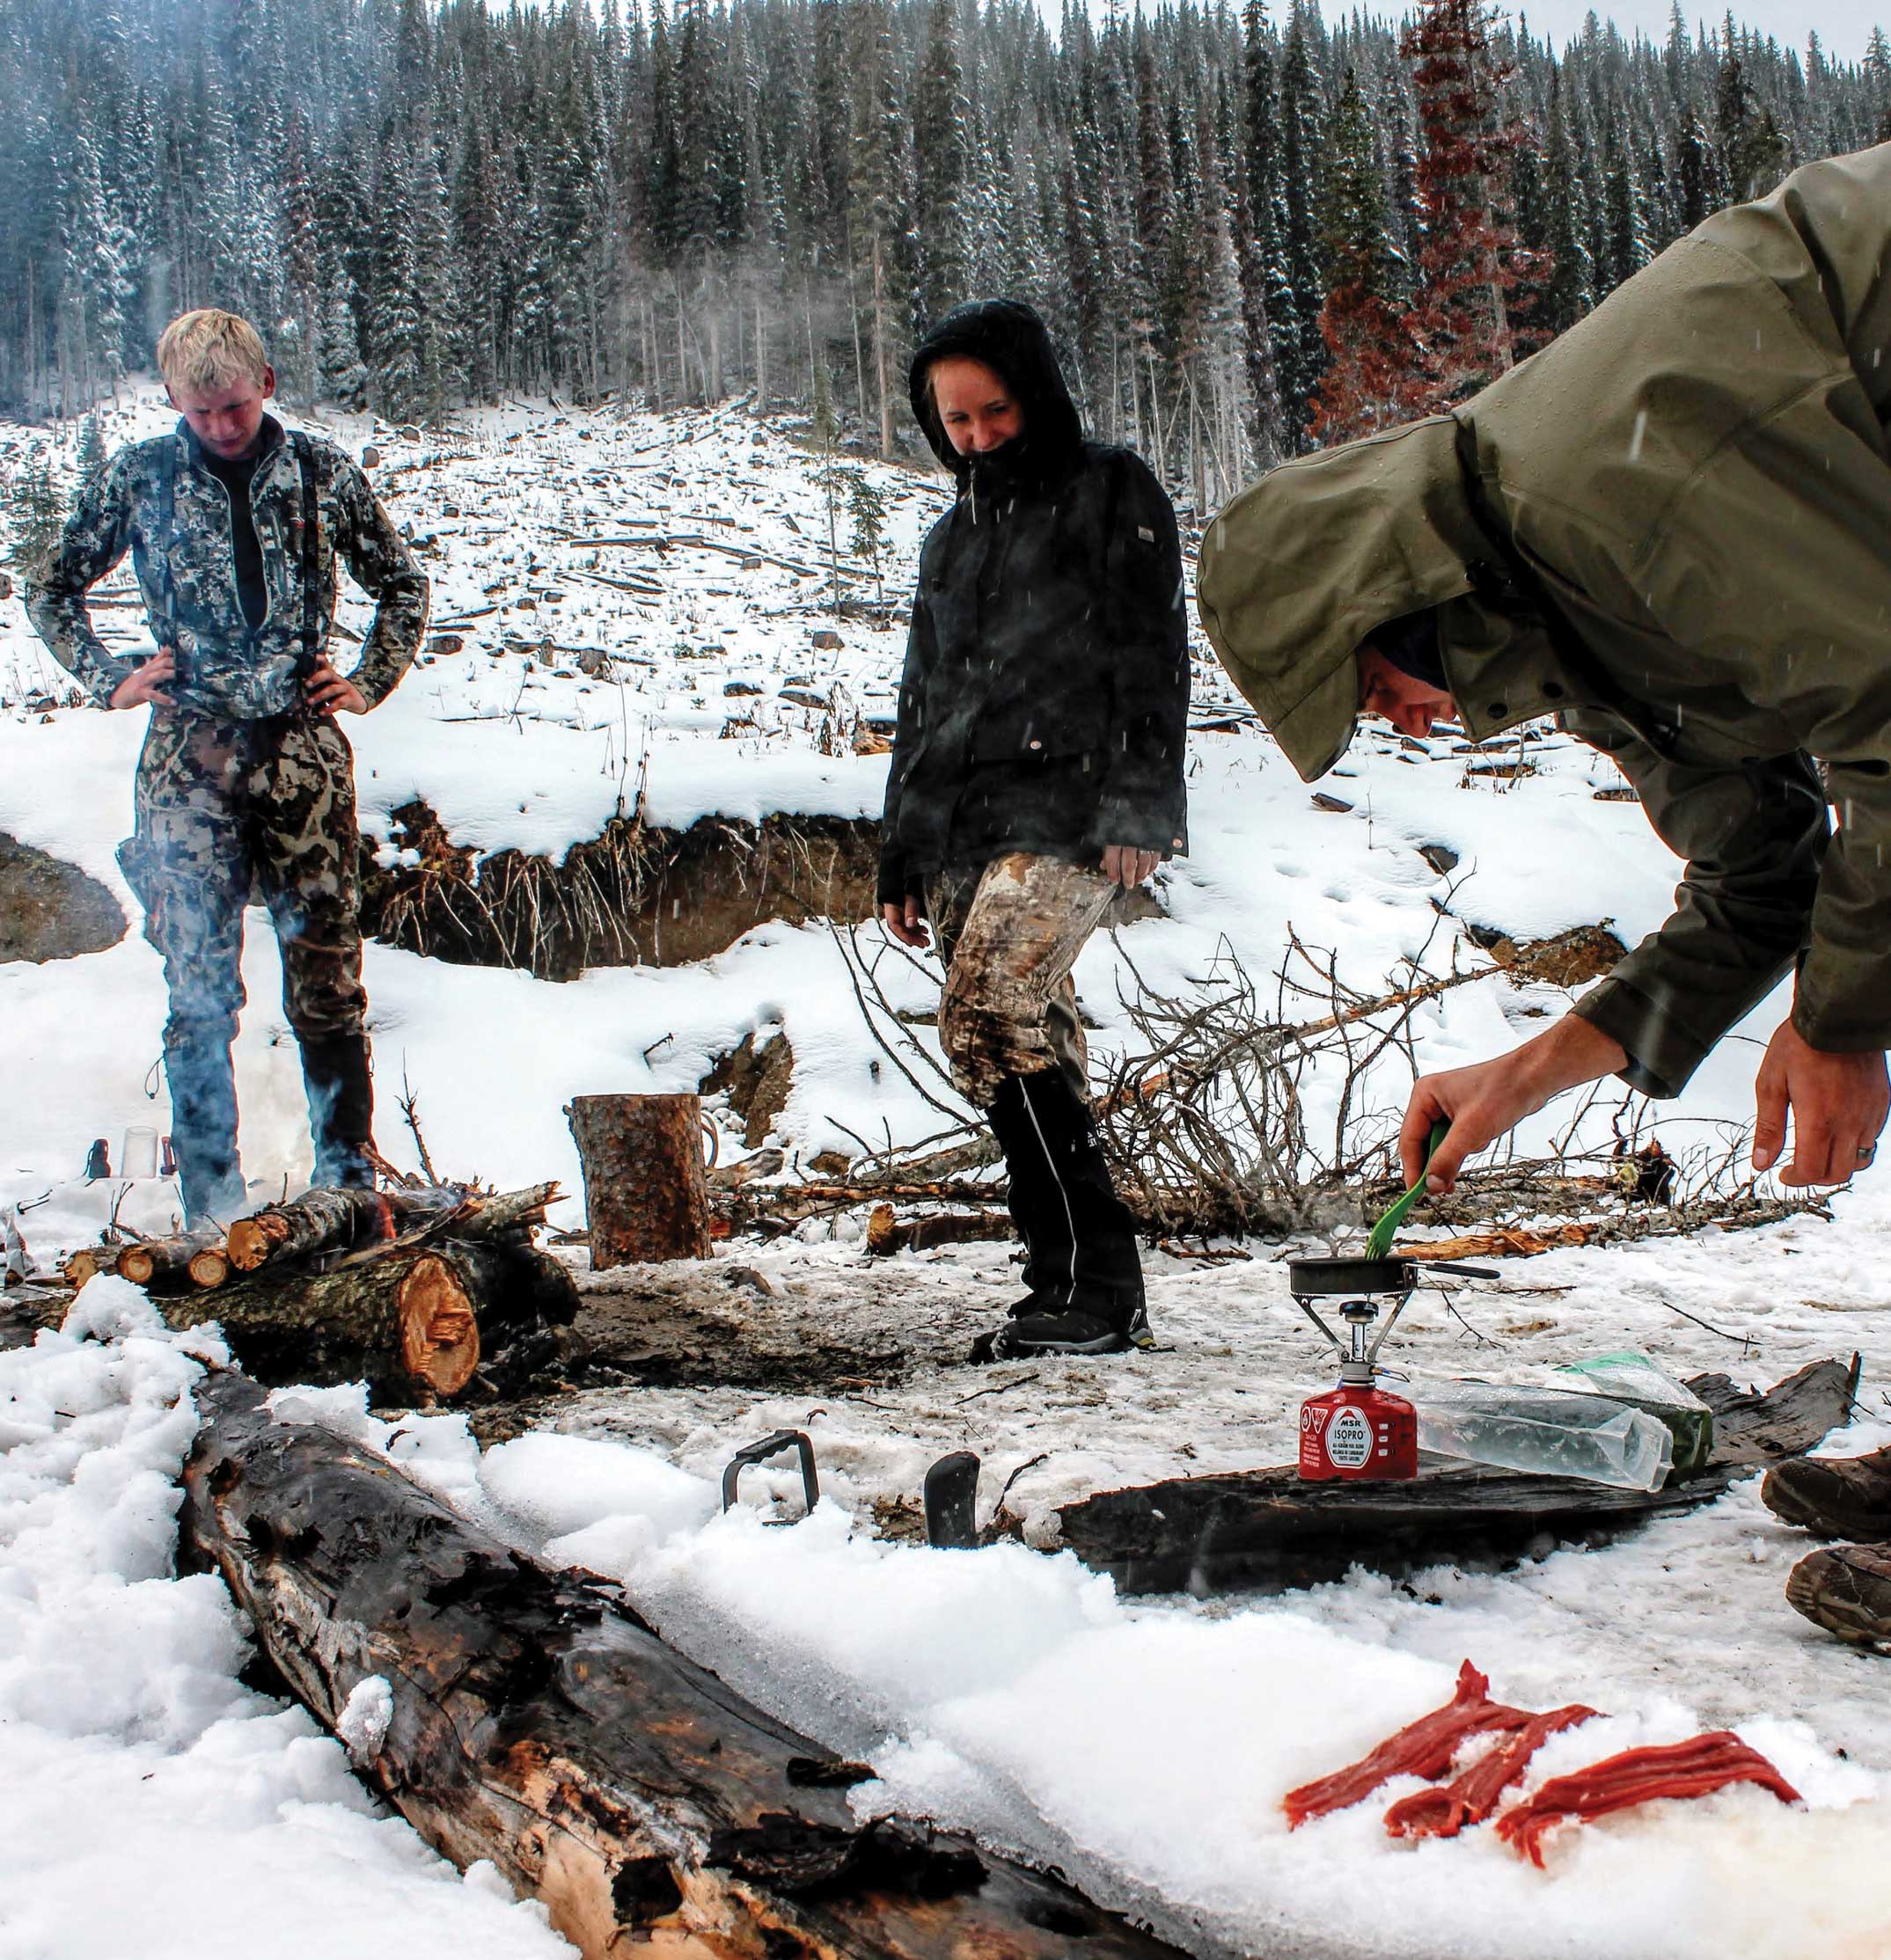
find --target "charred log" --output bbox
[180,1369,1187,1960]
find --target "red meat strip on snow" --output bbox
[1383,1703,1598,1840]
[1494,1730,1803,1868]
[1283,1660,1531,1829]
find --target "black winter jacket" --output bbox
[877,301,1191,905]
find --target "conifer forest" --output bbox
[4,0,1887,513]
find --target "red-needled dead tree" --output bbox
[1400,0,1550,407]
[1306,69,1428,444]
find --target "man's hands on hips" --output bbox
[1752,1018,1888,1186]
[1101,844,1160,888]
[1400,1015,1629,1192]
[880,897,930,949]
[304,658,369,714]
[109,649,176,709]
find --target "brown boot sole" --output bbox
[1762,1461,1891,1544]
[1785,1546,1891,1652]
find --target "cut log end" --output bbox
[227,1212,290,1272]
[399,1254,481,1395]
[116,1245,158,1285]
[62,1248,103,1289]
[188,1248,231,1290]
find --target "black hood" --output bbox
[909,299,1085,486]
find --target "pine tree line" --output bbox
[2,0,1885,511]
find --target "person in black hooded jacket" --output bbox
[878,298,1190,1358]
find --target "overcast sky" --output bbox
[1313,0,1884,62]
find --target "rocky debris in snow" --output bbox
[1463,921,1629,986]
[0,831,126,962]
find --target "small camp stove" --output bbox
[1288,1256,1496,1482]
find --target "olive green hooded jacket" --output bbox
[1198,144,1891,1098]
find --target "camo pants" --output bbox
[927,852,1121,1108]
[120,709,367,1055]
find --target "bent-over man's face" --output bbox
[1358,644,1456,741]
[167,365,276,461]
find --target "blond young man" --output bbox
[27,309,429,1223]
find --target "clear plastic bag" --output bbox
[1550,1351,1714,1479]
[1415,1381,1674,1491]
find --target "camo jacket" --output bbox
[26,415,429,718]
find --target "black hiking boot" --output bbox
[972,1300,1133,1361]
[969,1296,1155,1363]
[1785,1542,1891,1652]
[1763,1446,1891,1543]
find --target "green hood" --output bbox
[1197,417,1515,780]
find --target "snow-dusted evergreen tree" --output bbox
[1275,10,1329,441]
[0,0,1880,472]
[913,0,971,328]
[370,129,425,421]
[1715,44,1789,201]
[318,274,370,413]
[1307,68,1424,445]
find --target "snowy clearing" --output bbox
[4,392,1891,1959]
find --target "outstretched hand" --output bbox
[1399,1015,1629,1192]
[1751,1018,1888,1186]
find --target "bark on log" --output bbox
[1052,1357,1860,1596]
[226,1184,480,1273]
[180,1368,1188,1960]
[116,1229,227,1291]
[228,1187,407,1272]
[568,1093,710,1268]
[163,1247,485,1399]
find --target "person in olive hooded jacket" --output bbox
[880,299,1190,1358]
[1197,145,1891,1649]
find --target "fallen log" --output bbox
[227,1187,431,1273]
[180,1368,1189,1960]
[116,1228,229,1291]
[454,1181,561,1243]
[189,1245,233,1290]
[1399,1225,1593,1262]
[1051,1357,1859,1595]
[864,1205,1014,1256]
[162,1246,487,1399]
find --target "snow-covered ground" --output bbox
[4,391,1891,1958]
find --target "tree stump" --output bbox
[567,1093,710,1268]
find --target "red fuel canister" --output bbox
[1299,1380,1418,1481]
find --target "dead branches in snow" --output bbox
[1094,924,1486,1238]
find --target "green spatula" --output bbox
[1364,1121,1449,1261]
